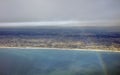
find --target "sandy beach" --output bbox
[0,47,120,53]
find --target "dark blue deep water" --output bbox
[0,48,120,75]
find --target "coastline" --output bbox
[0,47,120,53]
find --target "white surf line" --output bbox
[0,47,120,53]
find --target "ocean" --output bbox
[0,48,120,75]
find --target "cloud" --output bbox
[0,21,79,27]
[0,20,119,27]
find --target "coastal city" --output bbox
[0,27,119,51]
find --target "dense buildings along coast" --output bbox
[0,26,120,51]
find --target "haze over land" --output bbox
[0,0,120,27]
[0,0,120,22]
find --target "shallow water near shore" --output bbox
[0,48,120,75]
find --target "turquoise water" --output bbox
[0,48,120,75]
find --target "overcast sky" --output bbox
[0,0,120,26]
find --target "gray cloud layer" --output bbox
[0,0,120,23]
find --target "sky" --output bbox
[0,0,120,26]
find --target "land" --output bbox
[0,26,120,51]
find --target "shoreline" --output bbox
[0,47,120,53]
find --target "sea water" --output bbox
[0,48,120,75]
